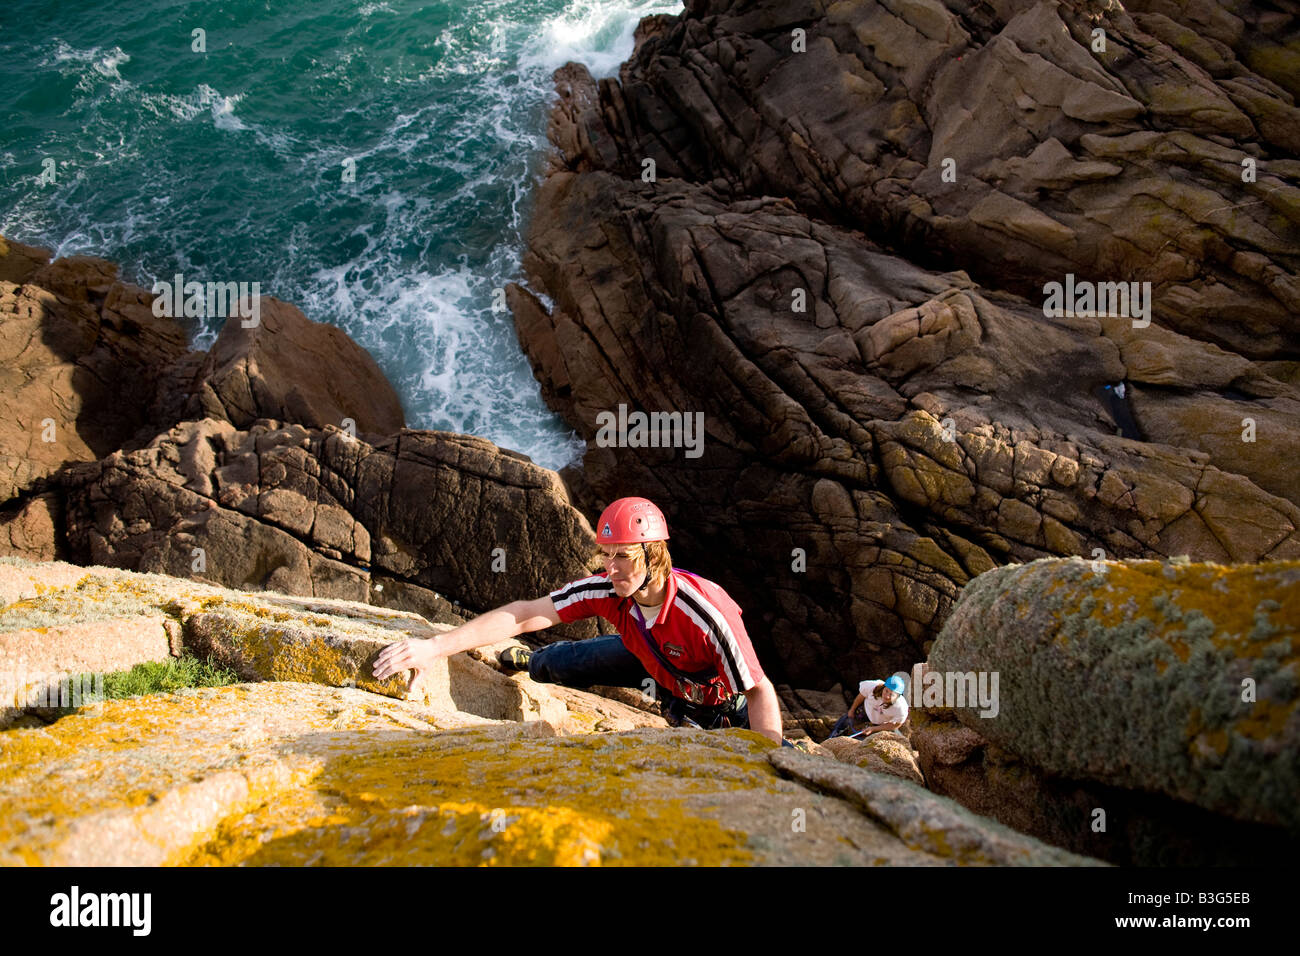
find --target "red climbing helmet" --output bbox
[595,497,669,544]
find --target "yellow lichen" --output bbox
[184,734,763,866]
[1053,560,1298,659]
[1,686,780,867]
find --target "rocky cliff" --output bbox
[0,238,600,643]
[1,0,1297,867]
[509,0,1300,688]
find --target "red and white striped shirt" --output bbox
[549,568,765,705]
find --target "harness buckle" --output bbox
[678,679,707,704]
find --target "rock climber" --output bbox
[1096,381,1142,440]
[828,674,909,739]
[372,496,787,744]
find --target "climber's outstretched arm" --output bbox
[372,597,560,681]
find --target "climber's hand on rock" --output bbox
[373,637,437,682]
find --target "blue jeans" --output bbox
[529,634,749,730]
[529,634,651,688]
[828,703,867,738]
[828,713,856,738]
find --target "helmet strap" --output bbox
[636,542,652,594]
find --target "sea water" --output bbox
[0,0,682,469]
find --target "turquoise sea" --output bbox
[0,0,682,469]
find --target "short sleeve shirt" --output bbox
[549,569,765,705]
[860,679,909,726]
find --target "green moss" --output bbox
[95,655,240,699]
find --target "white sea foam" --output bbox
[137,85,243,128]
[44,39,124,69]
[92,48,131,80]
[10,3,660,471]
[43,40,134,94]
[519,0,683,78]
[138,84,298,153]
[293,215,584,470]
[295,2,688,467]
[45,39,92,64]
[200,85,248,131]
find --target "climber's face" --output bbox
[600,546,644,597]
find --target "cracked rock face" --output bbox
[512,0,1300,687]
[607,0,1300,354]
[0,251,189,507]
[55,418,600,626]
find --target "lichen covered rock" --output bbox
[930,556,1300,832]
[910,706,1298,866]
[0,559,1097,866]
[0,559,653,734]
[1,682,963,867]
[820,733,925,786]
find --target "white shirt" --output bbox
[860,680,908,726]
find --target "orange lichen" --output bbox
[1052,560,1298,661]
[2,685,780,867]
[182,733,765,867]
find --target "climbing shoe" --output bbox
[497,646,533,672]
